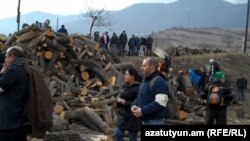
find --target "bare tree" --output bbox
[82,0,114,38]
[222,31,233,48]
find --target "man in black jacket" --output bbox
[236,73,248,102]
[0,46,29,141]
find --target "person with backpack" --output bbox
[114,68,142,141]
[236,73,248,103]
[131,57,169,125]
[200,71,233,125]
[0,46,29,141]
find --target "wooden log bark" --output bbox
[165,119,191,125]
[15,25,33,36]
[26,31,46,48]
[46,53,58,71]
[69,123,113,141]
[113,62,134,71]
[78,48,89,59]
[39,55,46,72]
[92,67,112,84]
[114,71,124,88]
[65,75,74,94]
[96,49,114,64]
[43,37,67,53]
[101,105,114,126]
[82,106,110,134]
[4,33,17,46]
[64,63,80,77]
[56,36,71,45]
[50,113,69,132]
[44,130,81,141]
[65,98,85,107]
[75,36,99,52]
[16,30,40,43]
[60,109,98,131]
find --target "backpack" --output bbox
[150,76,178,119]
[149,76,161,93]
[207,85,224,106]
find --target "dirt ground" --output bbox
[227,93,250,125]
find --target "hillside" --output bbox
[153,27,247,51]
[121,52,250,124]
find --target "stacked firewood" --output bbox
[165,75,206,125]
[2,23,135,141]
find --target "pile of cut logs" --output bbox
[1,22,207,141]
[2,23,135,141]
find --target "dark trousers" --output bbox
[0,128,27,141]
[206,106,227,125]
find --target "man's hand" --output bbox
[0,63,9,74]
[131,105,138,112]
[117,98,125,104]
[131,105,142,118]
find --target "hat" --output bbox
[214,71,224,80]
[209,59,214,63]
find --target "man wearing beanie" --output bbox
[200,71,233,125]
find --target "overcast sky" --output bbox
[0,0,247,20]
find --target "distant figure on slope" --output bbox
[209,59,220,83]
[57,25,68,35]
[236,73,248,103]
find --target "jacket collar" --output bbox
[11,58,26,65]
[144,71,161,82]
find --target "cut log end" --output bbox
[81,71,89,81]
[44,50,53,60]
[54,104,64,114]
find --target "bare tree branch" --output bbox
[81,0,114,38]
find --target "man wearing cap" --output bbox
[200,71,233,125]
[209,59,220,83]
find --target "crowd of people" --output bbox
[113,56,249,140]
[93,30,154,57]
[174,58,248,125]
[0,25,248,141]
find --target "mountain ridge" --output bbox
[0,0,247,35]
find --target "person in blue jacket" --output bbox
[131,57,169,125]
[57,25,68,35]
[189,69,201,93]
